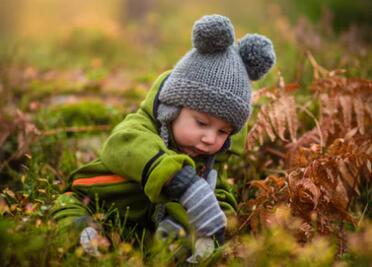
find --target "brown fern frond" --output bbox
[307,51,331,80]
[272,98,288,141]
[287,132,371,233]
[283,95,298,142]
[288,172,320,210]
[247,80,299,149]
[304,54,372,146]
[252,86,277,103]
[243,131,371,239]
[243,175,288,233]
[286,75,372,152]
[353,95,365,134]
[339,94,353,131]
[311,75,372,144]
[259,107,276,142]
[242,56,371,246]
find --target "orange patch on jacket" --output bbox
[72,175,127,186]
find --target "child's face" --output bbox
[171,107,233,157]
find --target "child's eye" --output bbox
[196,120,208,127]
[218,129,230,135]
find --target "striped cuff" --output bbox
[180,179,226,236]
[156,216,185,239]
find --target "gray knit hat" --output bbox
[158,14,276,134]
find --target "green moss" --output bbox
[28,80,84,99]
[37,100,123,129]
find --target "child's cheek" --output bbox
[216,136,228,150]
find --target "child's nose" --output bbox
[201,130,217,145]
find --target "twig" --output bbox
[298,106,325,152]
[358,202,369,228]
[264,147,286,159]
[262,168,287,175]
[237,210,255,233]
[307,51,329,80]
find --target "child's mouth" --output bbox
[181,146,207,156]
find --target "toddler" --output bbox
[51,14,275,261]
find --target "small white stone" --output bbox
[187,237,214,263]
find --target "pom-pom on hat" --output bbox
[159,14,276,134]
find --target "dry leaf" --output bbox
[352,95,365,134]
[339,95,352,131]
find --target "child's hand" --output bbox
[163,166,227,238]
[80,226,101,257]
[186,237,215,264]
[155,216,186,241]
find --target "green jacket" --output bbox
[51,71,247,230]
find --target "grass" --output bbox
[0,0,371,266]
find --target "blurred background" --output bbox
[0,0,371,168]
[0,0,371,83]
[1,0,371,165]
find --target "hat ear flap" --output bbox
[238,34,276,81]
[157,103,181,146]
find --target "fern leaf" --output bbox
[339,95,352,131]
[273,99,288,141]
[337,158,360,196]
[283,95,298,142]
[260,107,276,142]
[352,95,365,134]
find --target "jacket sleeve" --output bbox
[100,108,195,204]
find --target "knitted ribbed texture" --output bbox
[159,14,276,132]
[157,103,181,146]
[180,179,226,236]
[163,165,199,199]
[163,166,226,237]
[238,34,276,81]
[156,216,186,240]
[160,46,250,133]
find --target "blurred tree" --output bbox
[0,0,24,108]
[118,0,156,24]
[0,0,23,37]
[287,0,372,40]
